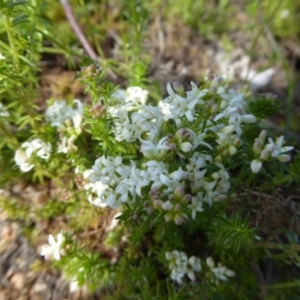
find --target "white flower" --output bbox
[214,92,256,127]
[166,250,202,284]
[91,180,118,208]
[206,257,235,283]
[188,194,204,219]
[140,137,169,159]
[110,109,135,142]
[158,168,188,193]
[166,250,188,284]
[14,149,34,172]
[90,155,124,184]
[158,101,172,120]
[265,136,294,159]
[22,139,52,159]
[162,82,208,126]
[40,233,65,260]
[57,135,77,153]
[125,86,148,105]
[145,160,168,182]
[111,86,148,110]
[131,105,163,140]
[45,99,84,129]
[14,138,52,172]
[115,164,149,203]
[187,256,201,281]
[162,201,174,211]
[251,159,263,173]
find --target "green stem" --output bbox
[0,122,18,146]
[261,280,300,289]
[254,241,300,251]
[2,14,19,70]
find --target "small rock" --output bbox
[10,272,25,289]
[30,279,51,300]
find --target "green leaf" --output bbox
[12,14,29,27]
[17,54,35,67]
[6,0,27,7]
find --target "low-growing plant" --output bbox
[0,0,300,299]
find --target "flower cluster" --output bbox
[251,130,294,173]
[206,257,235,285]
[108,87,160,142]
[15,138,52,172]
[165,250,201,284]
[45,99,84,153]
[87,78,256,222]
[165,251,235,285]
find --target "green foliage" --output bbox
[36,199,70,220]
[57,237,109,291]
[207,213,256,256]
[248,94,282,119]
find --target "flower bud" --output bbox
[153,199,163,208]
[174,214,184,225]
[212,172,220,181]
[210,76,223,93]
[174,204,182,211]
[180,142,193,152]
[251,159,262,173]
[162,201,173,211]
[225,270,236,277]
[252,140,262,155]
[265,144,275,153]
[175,128,188,140]
[228,145,237,156]
[206,257,215,268]
[174,186,185,198]
[277,154,291,162]
[168,143,176,150]
[215,155,223,162]
[167,133,174,140]
[233,138,242,148]
[151,195,159,201]
[210,86,217,93]
[222,150,229,157]
[260,149,269,160]
[147,208,153,215]
[65,119,72,127]
[242,114,257,123]
[221,125,236,134]
[168,194,174,201]
[259,130,268,142]
[183,194,191,203]
[210,104,219,114]
[173,82,184,94]
[220,100,227,110]
[164,213,173,222]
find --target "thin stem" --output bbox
[60,0,117,79]
[254,241,300,251]
[0,122,18,146]
[60,0,98,61]
[2,14,19,70]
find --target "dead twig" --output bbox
[60,0,98,61]
[60,0,117,80]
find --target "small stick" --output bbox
[60,0,98,61]
[60,0,117,79]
